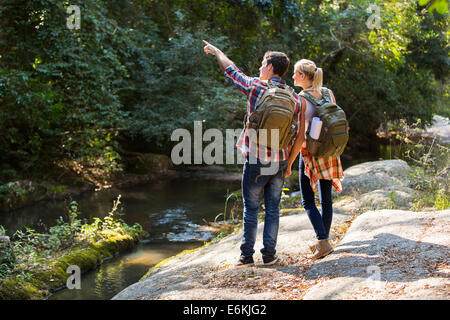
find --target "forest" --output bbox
[0,0,448,183]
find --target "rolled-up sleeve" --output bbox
[223,65,254,97]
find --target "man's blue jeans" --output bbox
[240,157,288,258]
[299,156,333,240]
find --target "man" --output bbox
[203,40,305,267]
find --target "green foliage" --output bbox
[125,30,243,150]
[0,228,16,277]
[310,0,446,147]
[284,170,300,192]
[215,189,241,223]
[0,0,447,180]
[390,119,450,210]
[0,182,26,202]
[0,0,129,181]
[81,194,144,240]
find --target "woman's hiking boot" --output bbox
[309,240,333,260]
[309,242,318,254]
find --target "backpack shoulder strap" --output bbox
[293,96,307,154]
[328,88,336,104]
[321,87,334,104]
[299,90,321,106]
[300,96,306,134]
[283,84,295,95]
[267,79,295,95]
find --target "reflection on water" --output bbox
[48,241,201,300]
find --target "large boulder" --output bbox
[338,160,411,196]
[113,208,449,300]
[336,185,419,212]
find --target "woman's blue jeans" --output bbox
[240,157,288,258]
[299,156,333,240]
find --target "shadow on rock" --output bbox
[305,233,449,282]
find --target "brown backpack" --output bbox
[245,80,298,150]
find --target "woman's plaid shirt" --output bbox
[301,150,344,193]
[224,65,303,163]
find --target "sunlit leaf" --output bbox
[436,0,448,13]
[428,0,448,14]
[419,0,431,4]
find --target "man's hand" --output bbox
[202,40,234,72]
[203,40,218,56]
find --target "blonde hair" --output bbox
[294,59,323,92]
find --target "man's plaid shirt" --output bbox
[224,64,303,163]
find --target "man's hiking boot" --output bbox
[262,254,279,266]
[309,240,333,260]
[236,256,254,268]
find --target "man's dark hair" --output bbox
[264,51,290,78]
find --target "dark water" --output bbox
[0,176,240,300]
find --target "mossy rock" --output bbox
[0,229,147,300]
[0,279,43,300]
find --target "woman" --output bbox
[285,59,344,260]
